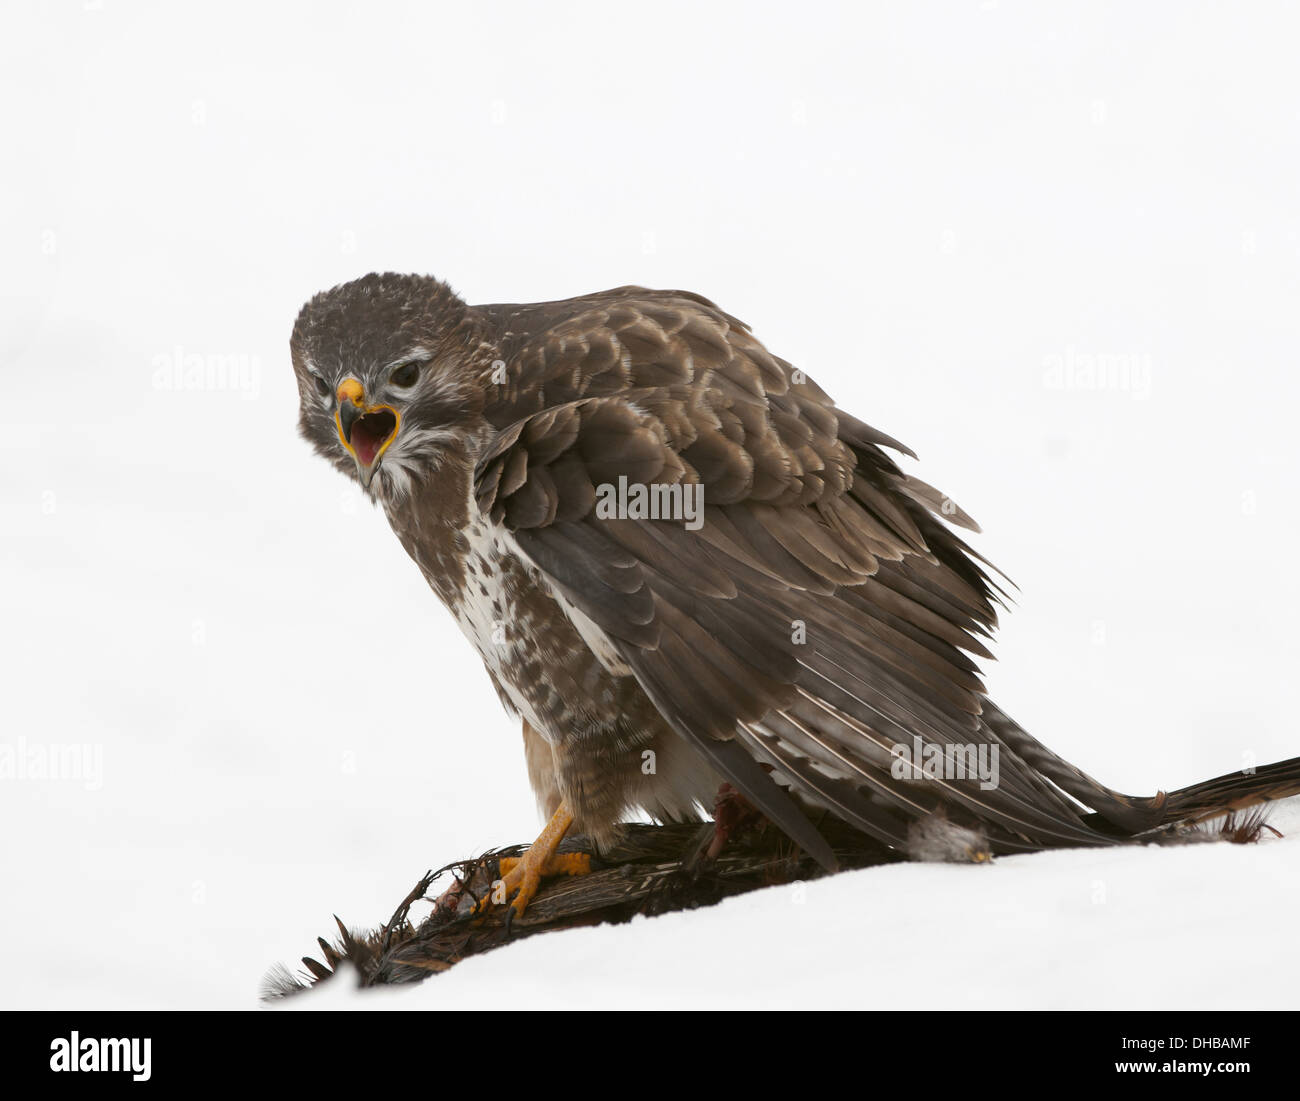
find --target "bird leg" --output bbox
[475,802,592,922]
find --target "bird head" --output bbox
[290,273,490,499]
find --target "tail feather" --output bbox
[982,701,1300,838]
[1156,757,1300,827]
[981,702,1167,833]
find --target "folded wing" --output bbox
[473,289,1160,866]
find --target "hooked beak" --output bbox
[334,378,400,488]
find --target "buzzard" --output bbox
[290,273,1300,918]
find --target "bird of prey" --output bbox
[290,273,1300,918]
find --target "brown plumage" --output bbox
[289,273,1300,883]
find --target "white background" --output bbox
[2,1,1297,1008]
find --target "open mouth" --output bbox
[347,408,397,467]
[333,379,401,486]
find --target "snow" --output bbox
[3,2,1299,1010]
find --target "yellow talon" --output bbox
[498,852,593,879]
[473,803,593,921]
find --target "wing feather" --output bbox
[471,287,1149,864]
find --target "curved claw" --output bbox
[471,804,592,923]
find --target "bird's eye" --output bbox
[390,360,421,389]
[312,374,330,399]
